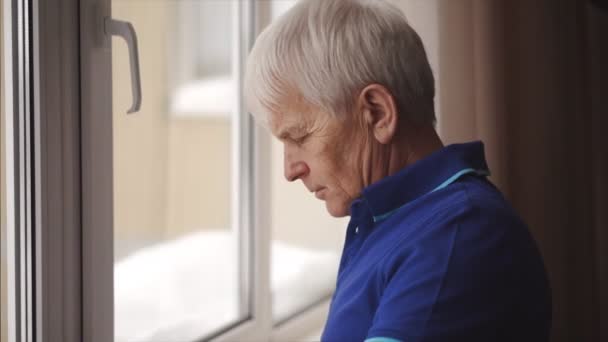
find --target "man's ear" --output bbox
[357,84,398,144]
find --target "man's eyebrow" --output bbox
[277,125,305,140]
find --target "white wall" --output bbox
[387,0,442,124]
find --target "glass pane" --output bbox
[111,1,244,341]
[267,1,348,323]
[270,139,347,322]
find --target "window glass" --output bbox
[270,138,347,322]
[111,1,244,341]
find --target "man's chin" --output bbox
[325,200,349,218]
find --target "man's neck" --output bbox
[382,124,444,183]
[361,123,443,189]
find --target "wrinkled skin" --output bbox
[269,84,443,217]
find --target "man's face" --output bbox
[269,101,365,217]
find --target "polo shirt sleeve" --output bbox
[365,211,522,342]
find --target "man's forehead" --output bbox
[269,109,309,137]
[267,93,331,137]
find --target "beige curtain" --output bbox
[436,1,608,341]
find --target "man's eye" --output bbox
[293,134,309,145]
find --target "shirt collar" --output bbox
[350,141,491,223]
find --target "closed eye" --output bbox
[293,134,310,146]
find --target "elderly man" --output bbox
[245,0,552,341]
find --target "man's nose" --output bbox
[284,156,309,182]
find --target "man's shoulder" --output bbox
[376,176,533,268]
[386,176,521,235]
[376,175,549,300]
[353,179,551,342]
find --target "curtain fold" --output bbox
[587,3,608,340]
[436,1,607,341]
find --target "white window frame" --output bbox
[4,0,333,341]
[5,0,83,341]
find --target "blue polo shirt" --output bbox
[321,142,551,342]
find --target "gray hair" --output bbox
[244,0,435,126]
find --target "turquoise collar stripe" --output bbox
[365,337,403,342]
[372,167,490,223]
[431,167,490,193]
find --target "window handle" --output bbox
[104,17,142,114]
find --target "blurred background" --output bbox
[2,0,607,341]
